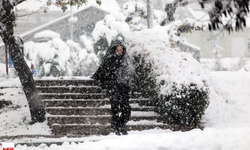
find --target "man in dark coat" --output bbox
[91,40,138,135]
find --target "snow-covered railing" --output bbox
[176,42,200,62]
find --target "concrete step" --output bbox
[35,79,98,87]
[51,124,173,135]
[35,79,167,135]
[47,115,163,126]
[36,86,101,93]
[42,98,156,107]
[39,93,143,99]
[45,107,156,115]
[39,93,106,99]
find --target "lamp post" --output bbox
[147,0,153,28]
[69,6,78,42]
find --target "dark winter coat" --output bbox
[91,40,138,94]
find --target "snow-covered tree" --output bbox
[23,37,99,77]
[24,38,72,77]
[92,12,130,60]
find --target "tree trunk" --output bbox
[8,37,46,123]
[1,0,45,123]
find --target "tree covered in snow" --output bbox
[24,38,72,77]
[92,12,130,61]
[24,37,99,77]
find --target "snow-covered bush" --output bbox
[125,26,210,128]
[24,37,99,77]
[67,40,99,76]
[24,38,72,77]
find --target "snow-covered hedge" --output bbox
[125,26,210,128]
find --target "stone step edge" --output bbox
[51,123,168,127]
[46,113,161,118]
[36,86,100,88]
[45,106,154,109]
[46,111,160,116]
[35,79,94,81]
[48,120,165,126]
[39,93,105,95]
[41,98,152,101]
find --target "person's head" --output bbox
[115,45,123,56]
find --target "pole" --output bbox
[70,5,73,41]
[147,0,153,28]
[5,47,8,79]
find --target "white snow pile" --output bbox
[34,30,60,39]
[203,72,250,128]
[125,25,209,95]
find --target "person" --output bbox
[91,40,138,135]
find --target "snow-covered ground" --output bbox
[0,70,250,150]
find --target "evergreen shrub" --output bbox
[131,53,209,129]
[93,35,109,63]
[156,83,209,128]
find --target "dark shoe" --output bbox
[115,128,121,136]
[120,123,128,135]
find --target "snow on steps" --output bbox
[35,79,172,136]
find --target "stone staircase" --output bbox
[35,79,171,136]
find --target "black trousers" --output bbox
[109,91,131,129]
